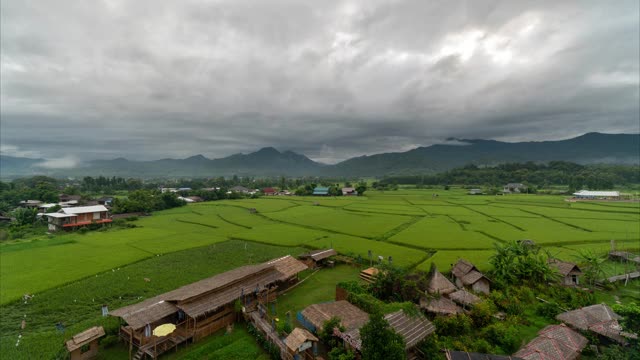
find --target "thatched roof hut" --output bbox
[449,289,481,307]
[420,296,462,316]
[426,269,456,295]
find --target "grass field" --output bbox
[1,188,639,358]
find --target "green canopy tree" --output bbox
[360,310,405,360]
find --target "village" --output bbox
[60,245,639,360]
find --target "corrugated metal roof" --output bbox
[45,213,77,218]
[573,190,620,197]
[61,205,109,214]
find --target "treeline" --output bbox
[111,190,186,214]
[380,161,640,190]
[0,176,59,211]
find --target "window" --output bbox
[80,343,91,353]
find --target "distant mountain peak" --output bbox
[185,154,208,161]
[255,147,281,155]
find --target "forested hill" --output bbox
[379,162,640,190]
[325,132,640,176]
[1,132,638,178]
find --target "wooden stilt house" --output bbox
[111,256,307,359]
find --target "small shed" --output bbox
[284,327,318,360]
[548,259,582,286]
[451,259,490,294]
[359,267,379,284]
[299,249,337,268]
[65,326,105,360]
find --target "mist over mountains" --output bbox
[2,133,638,179]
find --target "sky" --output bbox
[1,0,639,165]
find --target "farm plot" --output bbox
[418,205,481,217]
[343,203,427,216]
[389,216,497,250]
[307,234,430,268]
[264,206,412,239]
[232,223,329,246]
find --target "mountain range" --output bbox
[1,132,638,178]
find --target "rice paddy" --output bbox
[1,189,639,305]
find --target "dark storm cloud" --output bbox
[1,0,638,164]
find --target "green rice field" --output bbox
[2,189,639,305]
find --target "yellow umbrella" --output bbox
[153,323,176,337]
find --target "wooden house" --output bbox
[65,326,105,360]
[284,327,318,360]
[548,259,582,286]
[111,256,307,359]
[451,259,490,295]
[299,249,337,268]
[44,205,112,232]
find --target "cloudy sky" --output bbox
[1,0,639,164]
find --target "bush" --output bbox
[99,335,118,348]
[481,322,520,353]
[433,314,473,337]
[535,302,560,319]
[470,300,496,328]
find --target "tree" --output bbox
[360,310,405,360]
[12,208,38,226]
[355,182,367,196]
[320,317,344,349]
[574,250,606,287]
[489,240,558,287]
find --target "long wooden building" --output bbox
[110,255,307,359]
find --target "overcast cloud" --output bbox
[1,0,638,164]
